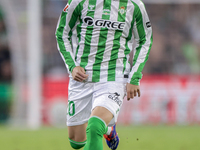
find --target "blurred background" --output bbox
[0,0,200,128]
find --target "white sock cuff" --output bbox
[89,116,107,127]
[106,126,112,135]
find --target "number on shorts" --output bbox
[68,101,75,116]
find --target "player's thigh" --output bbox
[67,78,93,142]
[91,106,113,125]
[92,82,126,126]
[67,78,93,126]
[68,123,87,142]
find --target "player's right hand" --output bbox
[72,66,89,82]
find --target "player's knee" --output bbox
[69,138,86,149]
[86,117,106,137]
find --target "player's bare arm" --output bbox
[72,66,88,82]
[126,83,141,101]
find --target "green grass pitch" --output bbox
[0,125,200,150]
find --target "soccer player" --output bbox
[56,0,153,149]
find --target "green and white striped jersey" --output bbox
[56,0,153,85]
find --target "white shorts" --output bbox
[67,78,126,127]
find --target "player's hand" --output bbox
[72,66,89,82]
[126,83,140,101]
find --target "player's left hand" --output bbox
[126,83,140,101]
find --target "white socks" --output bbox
[106,126,112,135]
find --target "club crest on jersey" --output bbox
[83,16,125,30]
[63,4,69,12]
[118,6,126,15]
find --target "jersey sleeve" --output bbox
[128,1,153,85]
[55,0,79,73]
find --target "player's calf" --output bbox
[83,116,107,150]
